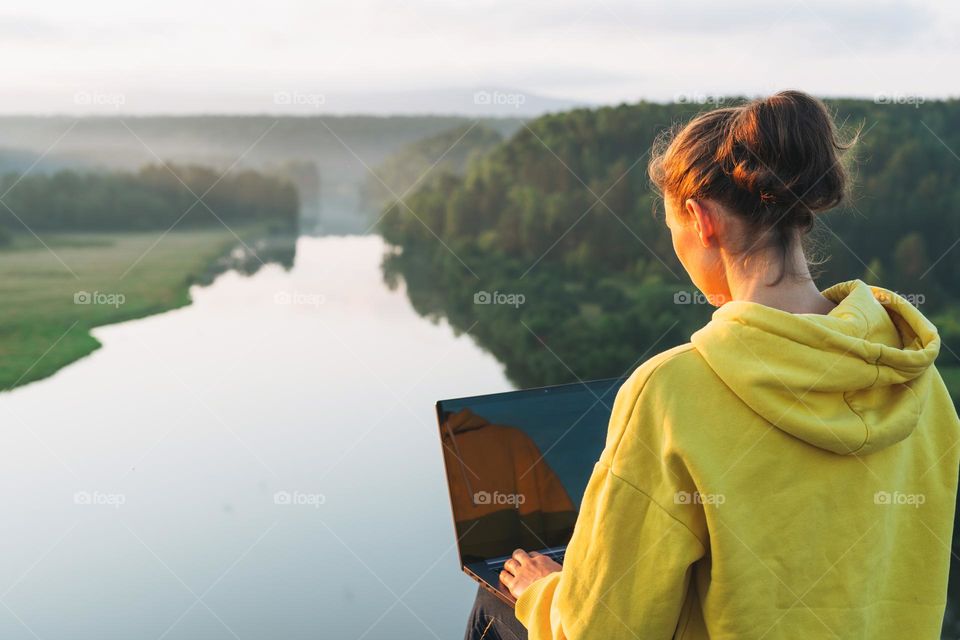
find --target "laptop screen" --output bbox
[437,377,626,564]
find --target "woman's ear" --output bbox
[684,199,717,248]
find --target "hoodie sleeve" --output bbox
[515,463,705,639]
[515,348,707,639]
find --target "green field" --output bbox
[0,230,244,390]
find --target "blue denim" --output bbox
[464,586,529,640]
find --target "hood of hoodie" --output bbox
[691,280,940,455]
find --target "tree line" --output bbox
[0,164,299,239]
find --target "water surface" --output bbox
[0,235,511,639]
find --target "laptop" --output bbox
[436,377,626,606]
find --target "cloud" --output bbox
[411,0,936,51]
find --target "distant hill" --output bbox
[13,87,590,118]
[310,87,592,117]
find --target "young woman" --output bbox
[466,90,960,639]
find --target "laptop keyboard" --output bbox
[484,547,566,572]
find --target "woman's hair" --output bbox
[648,90,857,277]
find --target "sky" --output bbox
[0,0,956,115]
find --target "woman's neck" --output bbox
[723,246,836,315]
[730,276,835,314]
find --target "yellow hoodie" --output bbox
[515,281,959,639]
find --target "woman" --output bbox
[466,90,960,639]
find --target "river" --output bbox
[0,235,512,639]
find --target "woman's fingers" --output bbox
[500,549,561,599]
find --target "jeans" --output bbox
[464,586,529,640]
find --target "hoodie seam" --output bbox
[605,464,709,551]
[841,339,884,454]
[870,345,883,388]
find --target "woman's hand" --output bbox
[499,549,562,599]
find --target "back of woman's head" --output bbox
[649,90,855,263]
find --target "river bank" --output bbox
[0,228,291,391]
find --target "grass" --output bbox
[0,230,244,390]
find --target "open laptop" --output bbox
[436,377,626,606]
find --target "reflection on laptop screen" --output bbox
[437,377,626,564]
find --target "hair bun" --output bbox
[648,90,858,280]
[719,90,853,229]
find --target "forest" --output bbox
[0,164,299,237]
[379,98,960,387]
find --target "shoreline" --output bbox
[0,228,293,392]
